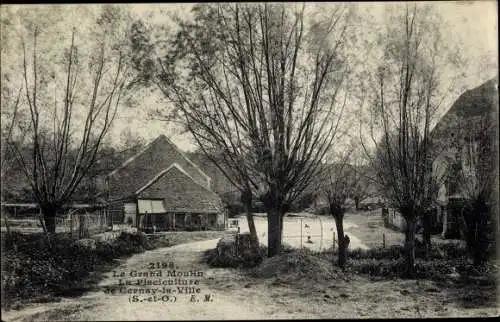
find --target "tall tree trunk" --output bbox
[243,202,259,249]
[267,208,282,257]
[79,214,89,238]
[404,215,417,278]
[279,212,285,242]
[43,211,57,234]
[241,189,259,248]
[333,213,347,268]
[354,197,360,211]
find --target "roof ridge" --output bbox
[134,163,220,199]
[107,135,212,189]
[135,163,183,195]
[107,136,159,177]
[161,135,212,185]
[430,77,498,135]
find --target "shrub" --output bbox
[252,248,345,282]
[314,205,330,216]
[348,245,404,261]
[226,203,245,217]
[345,241,497,282]
[461,202,496,265]
[1,231,152,308]
[289,192,316,212]
[203,233,264,268]
[347,241,469,262]
[259,243,295,255]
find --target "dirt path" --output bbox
[2,222,369,322]
[2,239,291,321]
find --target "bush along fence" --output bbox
[1,203,111,240]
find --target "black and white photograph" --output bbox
[0,1,498,320]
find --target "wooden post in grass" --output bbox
[333,231,336,251]
[300,218,303,249]
[236,226,240,257]
[2,211,11,235]
[79,214,84,238]
[383,233,386,248]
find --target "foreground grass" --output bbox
[202,244,498,318]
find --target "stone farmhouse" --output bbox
[105,135,227,232]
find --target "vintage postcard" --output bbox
[1,2,498,320]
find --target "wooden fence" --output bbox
[55,209,109,238]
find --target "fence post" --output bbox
[300,218,303,249]
[333,231,336,252]
[383,233,386,248]
[99,209,103,232]
[319,216,323,251]
[3,211,11,235]
[236,226,240,257]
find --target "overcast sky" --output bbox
[118,1,498,152]
[3,2,498,152]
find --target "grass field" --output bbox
[234,209,464,251]
[235,212,369,251]
[345,209,406,248]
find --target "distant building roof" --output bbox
[432,77,498,140]
[107,135,212,202]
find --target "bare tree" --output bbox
[8,20,131,233]
[360,3,459,276]
[149,3,352,256]
[348,149,373,211]
[321,149,359,268]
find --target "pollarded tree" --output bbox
[148,3,354,256]
[125,10,263,246]
[360,3,461,276]
[321,149,360,268]
[6,6,135,233]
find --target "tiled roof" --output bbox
[137,163,223,214]
[107,135,212,201]
[432,77,498,138]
